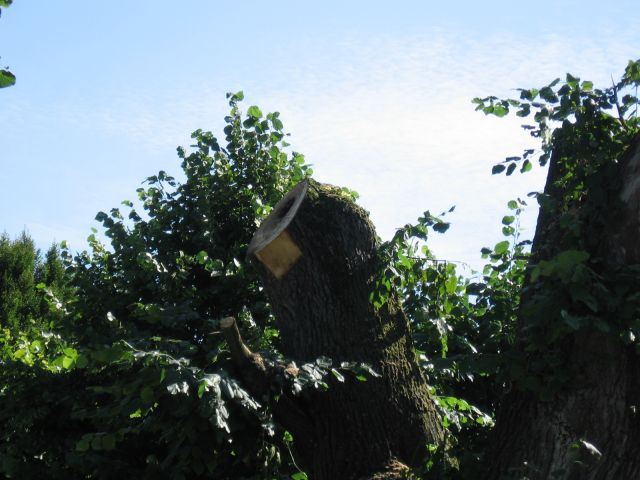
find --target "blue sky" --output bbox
[1,1,639,271]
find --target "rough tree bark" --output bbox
[486,133,640,479]
[223,179,443,479]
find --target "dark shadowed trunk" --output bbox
[486,133,640,479]
[226,179,443,479]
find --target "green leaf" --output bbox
[466,282,485,295]
[272,117,284,130]
[62,356,74,369]
[432,221,450,233]
[75,354,89,368]
[247,106,263,119]
[502,215,515,226]
[539,86,558,103]
[516,104,531,117]
[330,368,345,382]
[63,347,78,359]
[507,200,518,210]
[197,381,207,398]
[548,78,561,87]
[445,275,458,294]
[13,348,26,359]
[492,164,506,175]
[226,90,244,101]
[494,240,510,255]
[566,73,579,88]
[519,88,538,101]
[0,69,16,88]
[76,438,90,452]
[624,60,640,83]
[493,104,508,117]
[291,473,308,480]
[520,159,532,173]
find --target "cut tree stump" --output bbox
[242,178,443,480]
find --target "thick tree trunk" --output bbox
[241,179,443,480]
[486,134,640,479]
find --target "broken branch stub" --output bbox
[220,316,253,367]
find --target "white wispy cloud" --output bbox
[10,27,638,269]
[254,30,637,267]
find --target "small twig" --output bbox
[404,256,472,269]
[284,436,306,477]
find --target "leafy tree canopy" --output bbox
[1,59,639,479]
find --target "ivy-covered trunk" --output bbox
[486,133,640,479]
[235,179,443,479]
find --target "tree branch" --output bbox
[220,316,254,368]
[219,316,314,451]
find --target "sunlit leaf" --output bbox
[494,240,510,255]
[0,69,16,88]
[247,105,263,119]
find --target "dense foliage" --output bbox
[372,58,640,477]
[1,59,639,479]
[0,234,67,358]
[1,93,317,479]
[472,59,640,392]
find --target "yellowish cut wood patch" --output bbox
[255,230,302,279]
